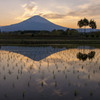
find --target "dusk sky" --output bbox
[0,0,100,28]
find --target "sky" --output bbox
[0,0,100,29]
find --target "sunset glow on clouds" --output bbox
[0,0,100,28]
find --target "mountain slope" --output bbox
[0,15,67,32]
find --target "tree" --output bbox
[77,18,97,34]
[89,19,97,33]
[0,29,1,34]
[77,18,89,33]
[82,18,89,33]
[69,29,79,36]
[77,19,83,33]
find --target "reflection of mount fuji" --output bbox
[0,46,66,61]
[1,46,97,61]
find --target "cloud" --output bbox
[16,1,38,20]
[24,2,36,11]
[67,2,100,17]
[15,0,100,29]
[42,13,66,19]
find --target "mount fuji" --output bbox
[0,15,67,32]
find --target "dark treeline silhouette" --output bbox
[0,29,100,39]
[0,29,79,36]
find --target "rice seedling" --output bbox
[74,90,78,96]
[4,94,7,98]
[90,91,93,96]
[3,75,6,80]
[22,91,25,98]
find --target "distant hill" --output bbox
[77,28,100,33]
[0,15,67,32]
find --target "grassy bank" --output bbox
[0,33,100,46]
[0,39,100,44]
[1,44,100,49]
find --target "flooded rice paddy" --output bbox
[0,46,100,100]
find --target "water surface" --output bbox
[0,46,100,100]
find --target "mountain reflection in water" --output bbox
[0,48,100,100]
